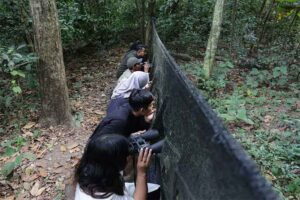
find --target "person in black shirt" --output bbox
[91,89,155,139]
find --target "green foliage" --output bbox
[1,136,27,156]
[157,0,214,54]
[183,60,300,199]
[217,93,254,125]
[73,111,84,127]
[234,128,300,199]
[57,0,139,48]
[1,152,36,177]
[0,45,38,94]
[0,0,31,46]
[181,60,233,97]
[246,66,290,89]
[1,134,36,177]
[0,44,38,115]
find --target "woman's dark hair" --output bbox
[75,134,129,198]
[129,89,154,112]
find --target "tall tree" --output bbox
[136,0,146,42]
[145,0,156,55]
[29,0,72,126]
[203,0,226,79]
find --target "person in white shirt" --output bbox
[107,72,150,114]
[74,134,155,200]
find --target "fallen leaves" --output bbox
[67,142,81,153]
[38,168,48,177]
[3,196,15,200]
[30,181,45,196]
[60,145,67,152]
[67,143,79,150]
[265,171,276,182]
[22,173,38,182]
[0,47,115,199]
[23,122,36,130]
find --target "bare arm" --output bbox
[134,148,152,200]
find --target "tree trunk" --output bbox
[257,0,276,44]
[29,0,72,127]
[203,0,226,79]
[249,0,276,56]
[229,0,238,57]
[145,0,156,58]
[258,0,268,17]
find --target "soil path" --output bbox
[0,47,125,200]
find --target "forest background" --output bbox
[0,0,299,199]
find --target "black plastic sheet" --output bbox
[151,24,279,200]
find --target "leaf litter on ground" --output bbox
[0,47,126,199]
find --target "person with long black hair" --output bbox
[75,134,154,200]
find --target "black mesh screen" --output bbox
[151,23,279,200]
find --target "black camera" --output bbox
[129,137,150,155]
[128,129,163,155]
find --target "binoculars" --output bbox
[128,129,164,155]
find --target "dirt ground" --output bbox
[0,47,126,200]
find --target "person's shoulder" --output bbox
[118,70,132,83]
[108,102,132,119]
[126,50,137,58]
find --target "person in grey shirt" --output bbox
[116,45,146,78]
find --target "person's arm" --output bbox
[134,148,152,200]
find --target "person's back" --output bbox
[117,50,137,78]
[92,100,149,139]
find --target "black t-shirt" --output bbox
[90,102,150,139]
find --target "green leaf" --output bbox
[8,60,15,68]
[2,53,9,61]
[22,152,36,161]
[25,64,32,71]
[1,162,15,177]
[237,108,254,125]
[5,96,12,107]
[17,44,26,50]
[219,113,236,121]
[0,152,35,177]
[12,86,22,94]
[4,146,16,156]
[287,178,300,193]
[13,53,23,59]
[14,155,22,166]
[273,69,280,78]
[10,70,26,78]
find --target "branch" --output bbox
[279,2,300,10]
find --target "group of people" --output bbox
[74,42,163,200]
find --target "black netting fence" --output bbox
[151,24,279,200]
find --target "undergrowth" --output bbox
[181,61,300,200]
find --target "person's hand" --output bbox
[134,148,152,199]
[144,112,155,123]
[143,81,152,89]
[131,130,146,136]
[137,148,152,175]
[143,62,150,73]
